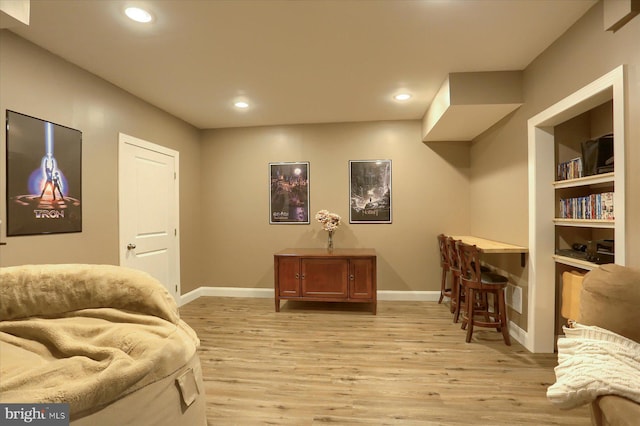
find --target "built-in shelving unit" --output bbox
[553,112,616,272]
[527,65,626,353]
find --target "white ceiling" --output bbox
[5,0,597,130]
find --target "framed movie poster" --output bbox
[349,159,392,223]
[6,110,82,236]
[269,162,310,224]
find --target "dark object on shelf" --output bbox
[581,134,613,176]
[556,249,589,261]
[586,239,615,264]
[597,156,615,174]
[597,165,614,174]
[571,243,587,252]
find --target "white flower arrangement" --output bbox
[315,209,341,232]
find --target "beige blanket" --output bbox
[0,264,199,417]
[547,323,640,409]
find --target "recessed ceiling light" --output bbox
[125,7,153,23]
[394,93,412,101]
[234,101,249,109]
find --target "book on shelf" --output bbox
[557,157,583,181]
[601,192,614,219]
[559,192,614,220]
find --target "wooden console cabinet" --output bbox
[274,248,377,314]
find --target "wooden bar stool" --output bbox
[447,237,492,322]
[445,237,463,321]
[457,241,511,345]
[437,234,453,311]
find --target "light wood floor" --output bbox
[179,297,590,425]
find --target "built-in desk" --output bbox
[451,236,528,266]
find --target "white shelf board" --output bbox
[553,172,614,189]
[553,255,598,271]
[553,218,615,228]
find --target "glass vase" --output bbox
[327,230,334,251]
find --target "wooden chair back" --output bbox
[445,237,460,273]
[457,241,483,290]
[437,234,449,268]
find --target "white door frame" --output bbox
[118,133,181,299]
[526,65,625,353]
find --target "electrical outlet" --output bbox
[506,284,523,314]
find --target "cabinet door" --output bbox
[301,258,348,298]
[349,258,374,299]
[277,257,301,296]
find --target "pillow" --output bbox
[580,264,640,343]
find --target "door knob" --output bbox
[127,243,136,250]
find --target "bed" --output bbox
[0,264,207,425]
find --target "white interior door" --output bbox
[118,133,180,301]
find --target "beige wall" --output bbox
[470,2,640,330]
[0,30,472,296]
[0,31,205,293]
[1,1,638,308]
[200,122,471,291]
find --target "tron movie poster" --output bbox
[6,111,82,236]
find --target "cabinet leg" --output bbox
[275,298,280,312]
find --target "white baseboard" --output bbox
[180,287,440,305]
[179,286,274,306]
[201,286,275,298]
[508,320,527,347]
[179,287,202,306]
[377,290,440,301]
